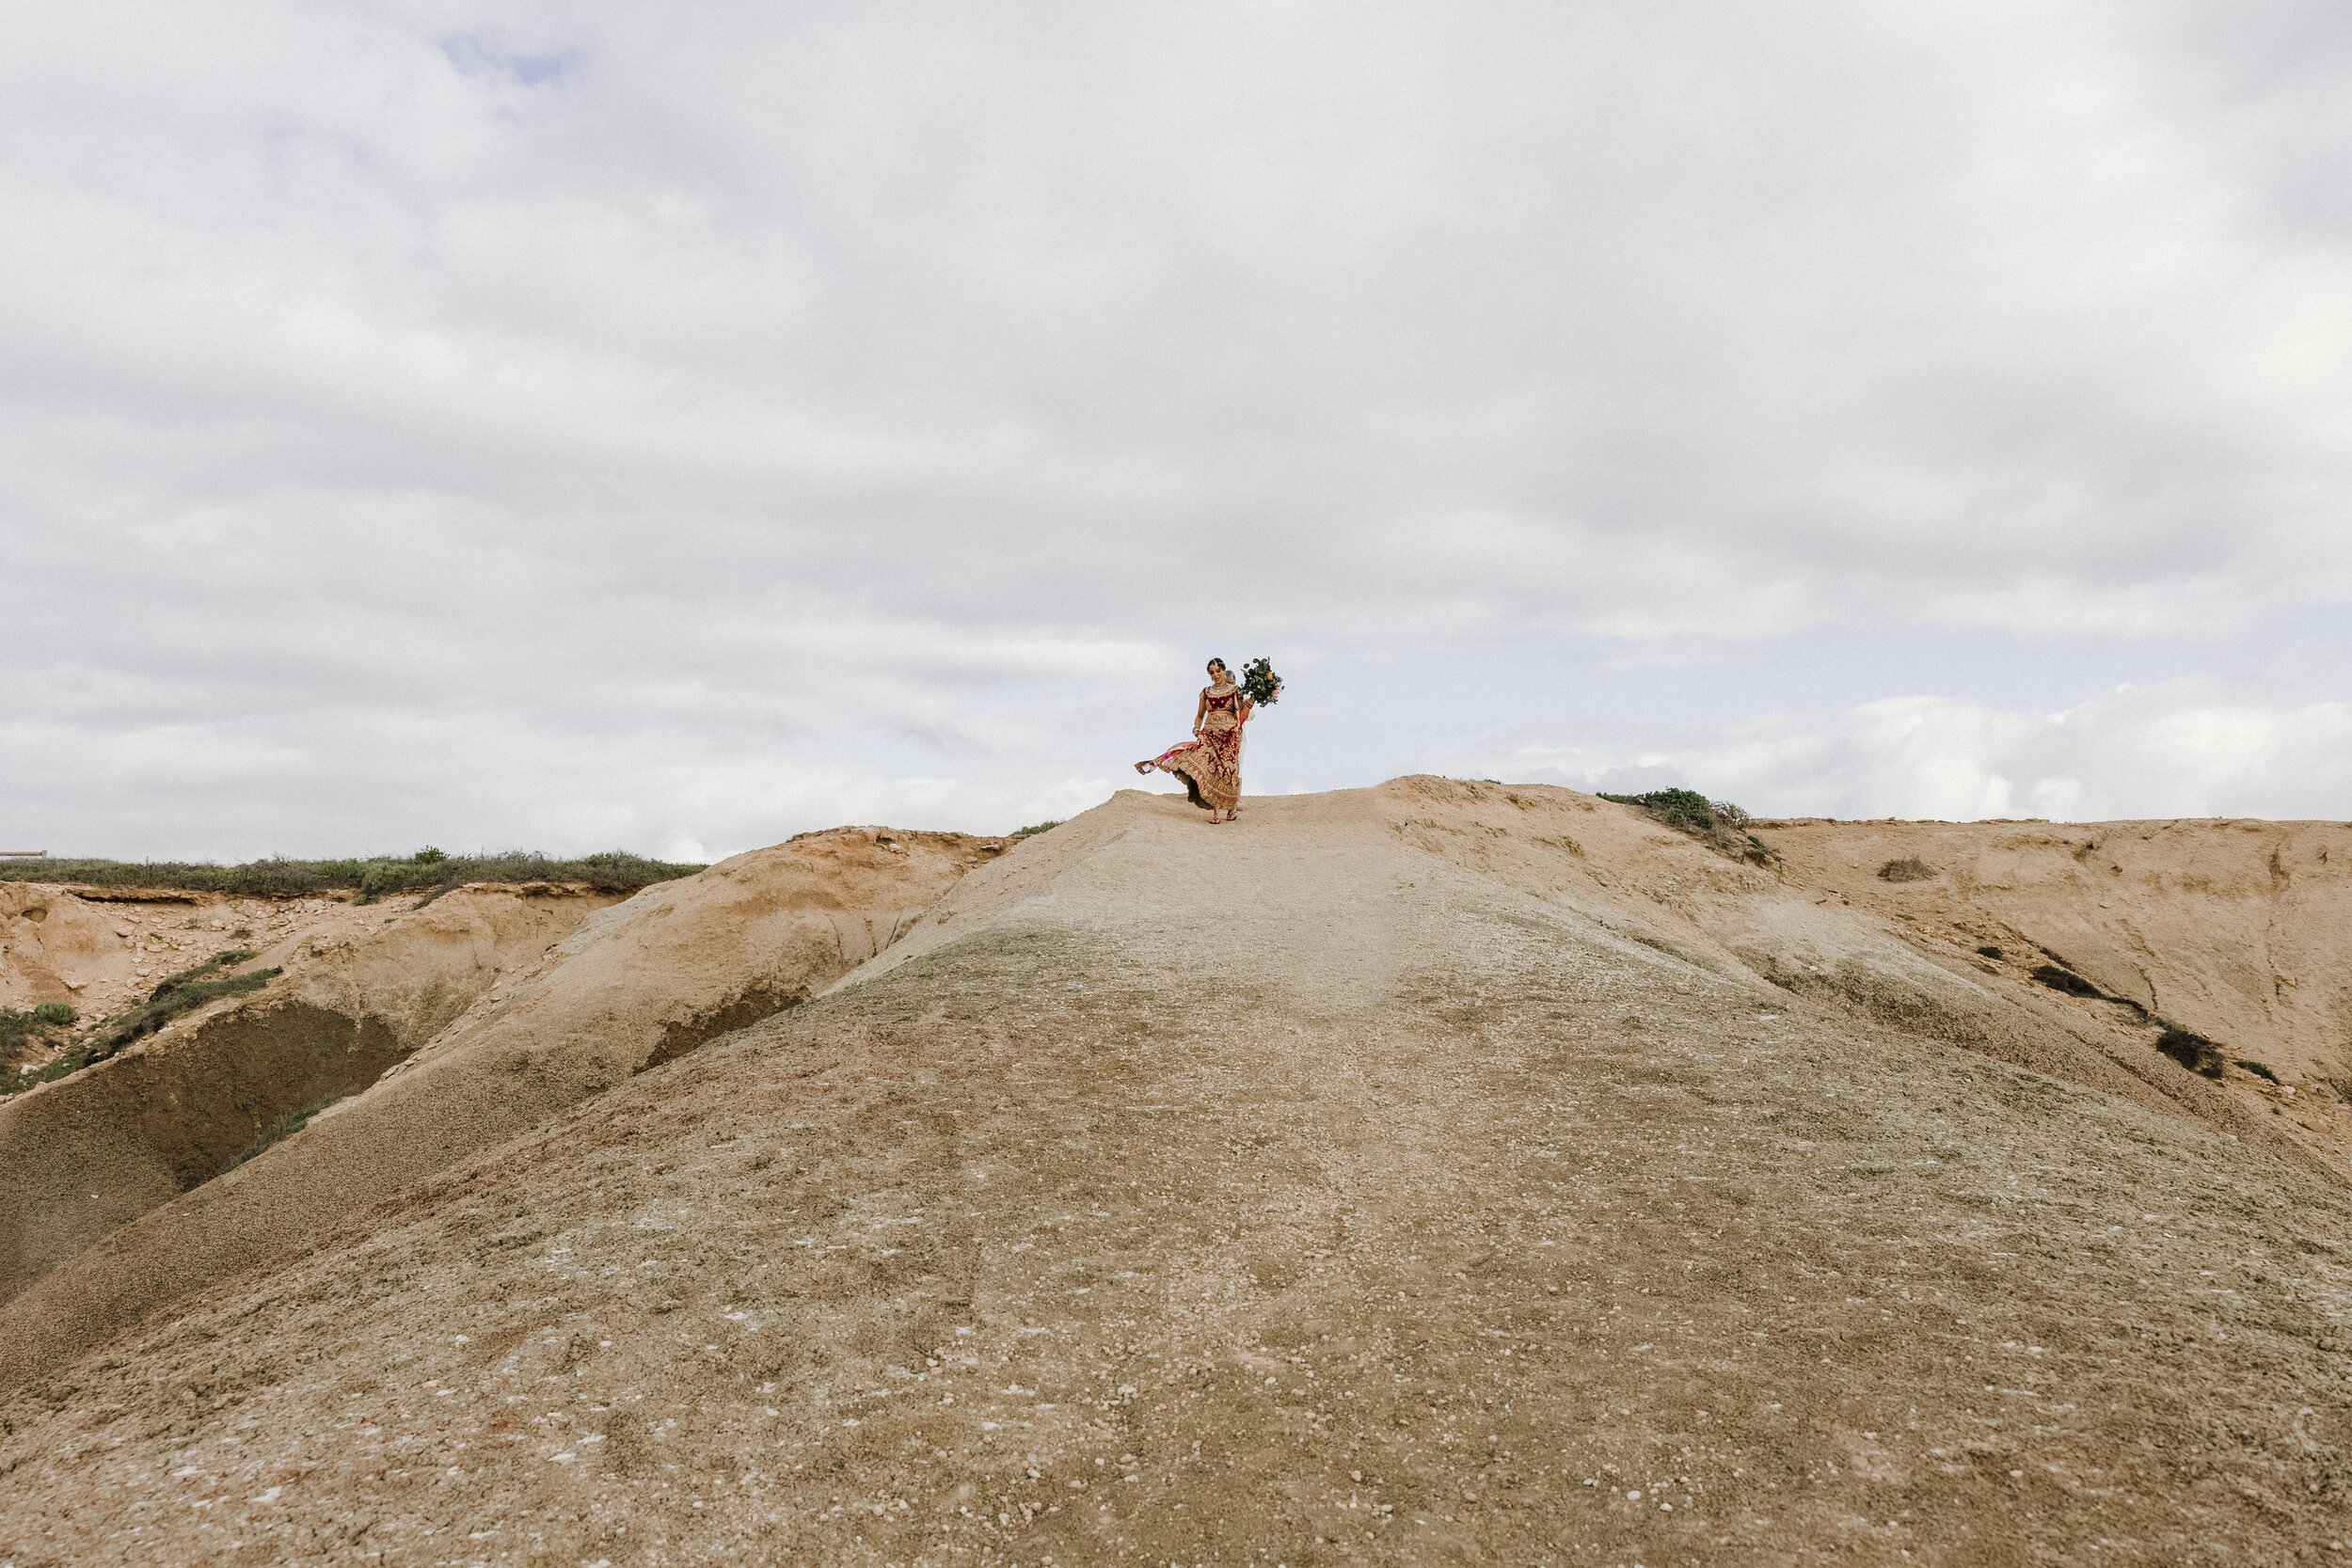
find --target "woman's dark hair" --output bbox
[1206,657,1228,674]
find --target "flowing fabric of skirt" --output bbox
[1146,725,1243,813]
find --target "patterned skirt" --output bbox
[1146,725,1243,813]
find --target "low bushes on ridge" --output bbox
[1597,788,1780,867]
[1,1003,77,1060]
[2,1004,84,1096]
[89,950,282,1060]
[0,847,705,902]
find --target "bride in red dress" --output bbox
[1135,657,1253,823]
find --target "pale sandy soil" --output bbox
[1,783,2346,1567]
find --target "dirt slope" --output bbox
[2,782,2345,1566]
[1758,815,2352,1087]
[1,882,476,1023]
[0,882,619,1306]
[0,879,136,1014]
[0,828,1009,1396]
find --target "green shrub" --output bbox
[1879,857,1937,883]
[88,951,281,1059]
[0,1009,50,1056]
[1599,787,1718,833]
[356,861,405,902]
[2,1005,91,1095]
[2233,1058,2280,1085]
[2153,1021,2225,1078]
[1597,789,1779,866]
[216,857,330,896]
[1012,821,1063,837]
[2,1042,98,1095]
[0,849,704,901]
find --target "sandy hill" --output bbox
[1,783,2347,1566]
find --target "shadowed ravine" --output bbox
[1,782,2346,1565]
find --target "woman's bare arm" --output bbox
[1193,688,1209,736]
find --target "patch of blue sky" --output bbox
[440,34,580,88]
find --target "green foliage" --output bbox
[3,957,296,1096]
[1597,787,1719,833]
[0,848,705,901]
[0,1007,59,1057]
[88,951,281,1059]
[2,1040,98,1096]
[2,1004,90,1095]
[1878,857,1937,883]
[357,862,405,902]
[1240,657,1283,707]
[2233,1057,2280,1085]
[1012,821,1063,837]
[1597,789,1778,866]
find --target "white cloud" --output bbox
[1477,681,2352,823]
[1,1,2347,853]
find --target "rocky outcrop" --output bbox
[0,881,136,1011]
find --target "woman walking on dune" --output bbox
[1136,657,1253,823]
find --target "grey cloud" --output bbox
[3,0,2347,855]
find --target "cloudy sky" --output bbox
[5,1,2348,861]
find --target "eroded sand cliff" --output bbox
[0,828,1009,1375]
[1,881,624,1305]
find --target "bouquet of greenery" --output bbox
[1240,656,1283,707]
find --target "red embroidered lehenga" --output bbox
[1143,686,1245,814]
